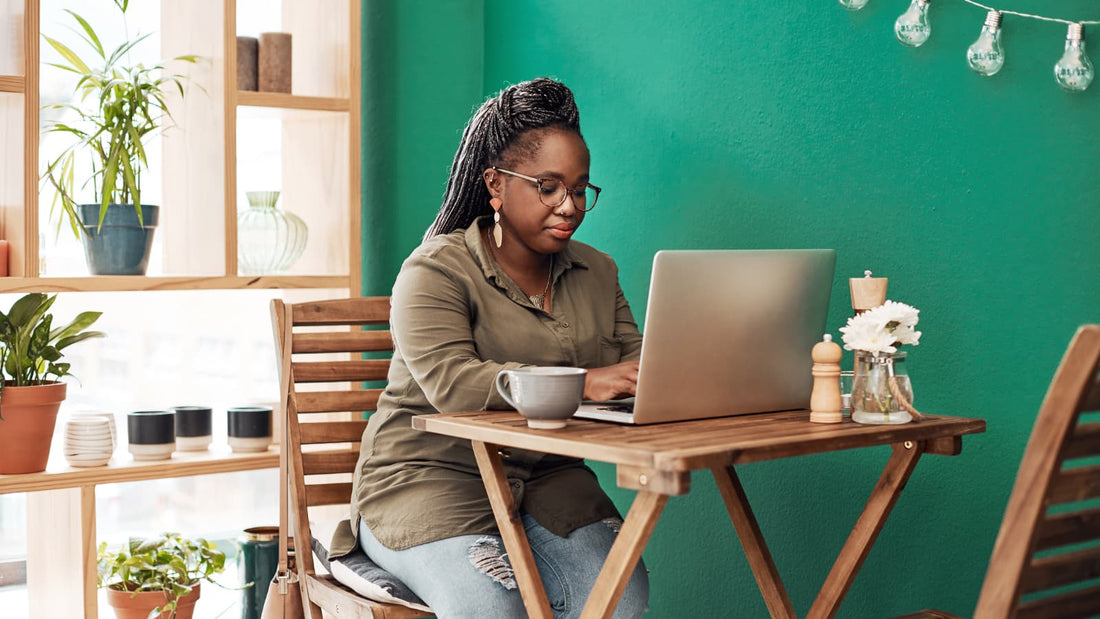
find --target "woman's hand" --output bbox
[584,361,640,401]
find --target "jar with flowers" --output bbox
[839,300,923,425]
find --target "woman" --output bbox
[343,78,648,618]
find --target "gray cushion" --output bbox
[310,520,430,612]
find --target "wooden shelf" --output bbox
[0,274,352,293]
[237,91,350,112]
[0,75,23,92]
[0,445,278,495]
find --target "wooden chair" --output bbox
[902,324,1100,619]
[271,297,433,619]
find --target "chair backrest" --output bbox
[270,297,393,594]
[974,324,1100,619]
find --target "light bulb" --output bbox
[1054,23,1094,92]
[838,0,870,10]
[967,11,1005,76]
[895,0,931,48]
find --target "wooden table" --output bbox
[0,447,279,618]
[412,409,986,619]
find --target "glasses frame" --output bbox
[491,166,601,212]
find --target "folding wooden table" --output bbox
[412,409,985,619]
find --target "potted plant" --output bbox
[41,0,199,275]
[0,293,104,474]
[98,532,227,619]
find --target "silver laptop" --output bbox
[574,249,836,424]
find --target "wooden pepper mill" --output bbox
[810,334,843,423]
[849,270,888,314]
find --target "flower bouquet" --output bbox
[839,300,923,424]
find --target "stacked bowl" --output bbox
[63,416,115,467]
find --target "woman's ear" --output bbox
[483,168,503,199]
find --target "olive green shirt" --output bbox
[330,217,643,556]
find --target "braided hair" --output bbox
[424,77,582,239]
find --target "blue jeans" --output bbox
[359,514,649,618]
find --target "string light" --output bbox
[839,0,1100,92]
[966,11,1004,76]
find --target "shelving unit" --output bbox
[0,1,363,617]
[1,0,361,294]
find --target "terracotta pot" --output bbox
[106,582,201,619]
[0,382,67,474]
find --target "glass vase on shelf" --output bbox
[850,351,914,425]
[237,190,308,276]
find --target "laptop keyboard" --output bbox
[595,403,635,414]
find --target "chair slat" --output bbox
[300,420,368,444]
[301,450,360,476]
[1034,506,1100,551]
[306,574,428,618]
[305,481,353,507]
[274,296,431,617]
[1021,545,1100,594]
[1017,582,1100,619]
[293,360,390,383]
[296,390,382,414]
[292,297,390,326]
[293,330,393,354]
[1048,464,1100,505]
[1064,423,1100,460]
[1082,379,1100,412]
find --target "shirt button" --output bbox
[560,322,570,328]
[510,480,522,489]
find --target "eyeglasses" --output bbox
[491,167,601,212]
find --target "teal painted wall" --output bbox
[365,1,1100,615]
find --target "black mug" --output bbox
[172,405,212,451]
[127,410,175,461]
[227,406,272,453]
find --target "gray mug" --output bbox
[495,367,587,429]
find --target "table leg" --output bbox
[579,490,668,619]
[807,442,924,619]
[470,440,553,619]
[712,465,796,619]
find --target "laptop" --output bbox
[574,249,836,424]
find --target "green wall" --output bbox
[365,1,1100,616]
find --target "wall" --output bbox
[364,1,1100,615]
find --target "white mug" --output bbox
[495,367,587,429]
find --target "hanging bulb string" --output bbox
[959,0,1100,26]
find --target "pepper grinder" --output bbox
[849,270,888,314]
[810,334,843,423]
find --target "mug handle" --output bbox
[495,370,518,410]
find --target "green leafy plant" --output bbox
[97,533,227,616]
[0,293,104,417]
[41,0,199,237]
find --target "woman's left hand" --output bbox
[583,361,639,401]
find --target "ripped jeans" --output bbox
[359,514,649,618]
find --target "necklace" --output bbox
[527,256,554,309]
[484,227,554,309]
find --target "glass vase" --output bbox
[851,351,914,425]
[237,191,308,275]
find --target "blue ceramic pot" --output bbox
[79,204,159,275]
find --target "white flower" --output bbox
[839,299,922,355]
